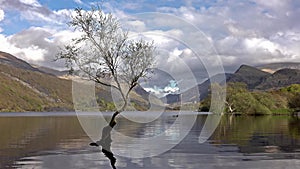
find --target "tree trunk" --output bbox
[109,111,120,126]
[109,94,128,126]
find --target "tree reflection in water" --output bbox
[90,112,118,169]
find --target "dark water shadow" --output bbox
[90,113,118,169]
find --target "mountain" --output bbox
[0,63,73,112]
[0,51,156,112]
[227,65,270,89]
[0,51,40,72]
[256,62,300,73]
[32,65,69,77]
[0,51,68,77]
[175,65,269,104]
[139,68,175,89]
[163,94,181,104]
[256,68,300,90]
[167,73,230,104]
[175,64,300,105]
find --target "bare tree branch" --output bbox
[56,6,156,113]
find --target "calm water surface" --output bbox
[0,112,300,169]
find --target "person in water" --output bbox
[90,113,118,169]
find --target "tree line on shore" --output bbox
[199,83,300,115]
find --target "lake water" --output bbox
[0,112,300,169]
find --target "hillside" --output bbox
[256,68,300,90]
[171,64,300,105]
[256,62,300,73]
[0,63,73,112]
[32,64,68,77]
[0,52,157,112]
[227,65,270,89]
[199,82,300,115]
[0,51,40,72]
[177,65,270,104]
[177,73,229,103]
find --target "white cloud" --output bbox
[0,0,73,25]
[0,9,4,32]
[0,26,82,69]
[252,0,290,10]
[153,0,300,72]
[21,10,54,23]
[144,80,180,98]
[244,38,271,51]
[0,9,4,21]
[179,7,195,21]
[19,8,75,25]
[0,34,45,62]
[19,0,41,7]
[0,0,300,77]
[127,30,180,49]
[225,22,258,38]
[125,20,146,32]
[168,48,183,62]
[214,35,300,69]
[73,0,83,5]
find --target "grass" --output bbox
[0,64,154,112]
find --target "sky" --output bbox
[0,0,300,89]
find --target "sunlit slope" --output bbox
[0,51,159,112]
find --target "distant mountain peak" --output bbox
[226,64,270,89]
[0,51,22,62]
[0,51,69,77]
[235,64,270,76]
[0,51,39,72]
[256,62,300,73]
[256,68,300,90]
[273,68,300,75]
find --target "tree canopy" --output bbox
[56,6,156,112]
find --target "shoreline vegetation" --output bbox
[199,83,300,116]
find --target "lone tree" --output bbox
[56,6,156,121]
